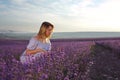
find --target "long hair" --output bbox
[37,21,54,39]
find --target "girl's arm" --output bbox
[26,48,47,55]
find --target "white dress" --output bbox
[20,36,51,64]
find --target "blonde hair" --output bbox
[37,21,54,39]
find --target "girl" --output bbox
[20,21,54,64]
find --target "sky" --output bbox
[0,0,120,33]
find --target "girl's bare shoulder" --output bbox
[32,35,39,40]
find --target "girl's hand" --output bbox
[26,48,47,55]
[37,48,47,53]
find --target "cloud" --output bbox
[79,0,120,28]
[0,0,120,32]
[10,0,26,5]
[0,4,6,8]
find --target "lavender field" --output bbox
[0,38,120,80]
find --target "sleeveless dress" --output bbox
[20,36,51,64]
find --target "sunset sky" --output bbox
[0,0,120,32]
